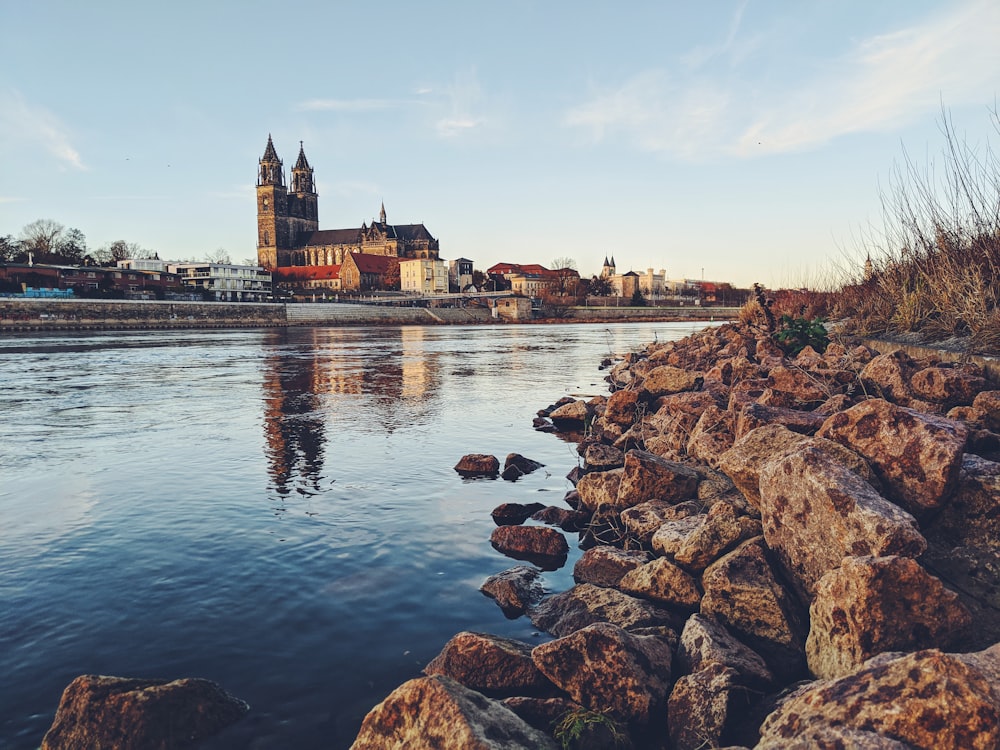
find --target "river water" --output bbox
[0,321,709,749]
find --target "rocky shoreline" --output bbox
[353,320,1000,749]
[36,320,1000,748]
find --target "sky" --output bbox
[2,0,1000,288]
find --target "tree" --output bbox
[630,286,646,307]
[0,235,22,262]
[588,275,613,296]
[206,247,231,264]
[19,219,66,262]
[56,228,87,264]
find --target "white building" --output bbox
[167,262,272,302]
[400,258,448,294]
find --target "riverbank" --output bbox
[349,321,1000,749]
[0,298,738,331]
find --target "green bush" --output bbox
[774,315,829,356]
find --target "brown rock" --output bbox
[642,365,704,397]
[454,453,500,477]
[700,537,808,679]
[859,350,920,406]
[766,365,832,406]
[910,366,987,407]
[423,632,554,697]
[677,613,774,689]
[673,501,762,573]
[603,388,644,428]
[757,649,1000,750]
[573,545,652,588]
[646,391,721,456]
[923,453,1000,550]
[686,405,736,468]
[480,566,545,617]
[530,505,591,532]
[490,525,569,567]
[619,557,702,609]
[350,674,558,750]
[549,399,590,427]
[616,449,700,508]
[806,555,971,679]
[650,514,705,560]
[734,402,826,440]
[719,424,810,509]
[40,675,248,750]
[756,726,915,749]
[583,442,625,472]
[532,622,672,724]
[817,398,968,517]
[491,502,547,526]
[667,664,752,750]
[528,583,676,637]
[759,440,927,600]
[974,390,1000,431]
[620,499,704,546]
[576,468,624,512]
[501,453,545,481]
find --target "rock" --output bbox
[765,365,832,407]
[491,502,547,526]
[572,545,652,588]
[700,537,808,680]
[673,501,762,574]
[817,398,968,517]
[549,399,590,427]
[455,453,500,477]
[616,449,700,508]
[686,405,736,468]
[677,613,774,690]
[758,439,927,601]
[757,649,1000,750]
[621,499,704,546]
[924,453,1000,550]
[642,365,704,397]
[480,566,545,617]
[650,514,706,560]
[806,555,971,679]
[423,632,554,697]
[719,424,811,509]
[530,505,591,532]
[667,664,753,750]
[576,468,624,512]
[40,675,248,750]
[859,350,920,406]
[618,557,702,609]
[602,388,644,428]
[583,442,625,472]
[528,583,677,637]
[501,453,545,481]
[490,525,568,568]
[734,402,826,440]
[350,674,558,750]
[910,366,987,408]
[532,622,672,724]
[645,391,720,457]
[756,726,915,749]
[974,390,1000,431]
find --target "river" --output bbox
[0,321,710,748]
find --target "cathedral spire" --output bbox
[291,140,315,194]
[379,201,386,225]
[258,134,284,187]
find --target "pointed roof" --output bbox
[261,134,281,163]
[609,255,616,266]
[603,256,610,266]
[379,201,387,224]
[293,141,311,170]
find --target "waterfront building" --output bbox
[449,258,474,291]
[400,258,448,295]
[167,262,272,302]
[256,136,439,270]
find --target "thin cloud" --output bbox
[434,69,485,139]
[681,0,751,69]
[0,89,85,169]
[297,98,399,112]
[565,0,1000,160]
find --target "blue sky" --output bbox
[2,1,999,287]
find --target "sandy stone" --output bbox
[572,545,652,588]
[575,468,624,511]
[619,557,702,609]
[677,613,774,689]
[423,632,553,697]
[528,583,676,637]
[642,365,704,397]
[667,664,752,750]
[616,449,700,508]
[620,499,703,545]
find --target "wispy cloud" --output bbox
[565,0,1000,160]
[0,196,24,204]
[434,69,485,139]
[681,0,753,69]
[0,88,85,169]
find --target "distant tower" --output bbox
[379,201,387,225]
[603,255,616,277]
[864,254,875,281]
[257,135,287,269]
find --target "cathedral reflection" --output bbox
[261,327,442,498]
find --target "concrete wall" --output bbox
[0,298,285,330]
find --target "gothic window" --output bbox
[263,231,269,246]
[263,197,269,211]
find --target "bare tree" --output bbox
[0,235,22,262]
[19,219,67,261]
[205,247,231,264]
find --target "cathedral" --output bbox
[256,136,439,270]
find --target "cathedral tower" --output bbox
[257,135,288,269]
[288,141,319,245]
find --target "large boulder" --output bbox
[734,402,826,440]
[549,399,590,427]
[529,583,676,637]
[718,423,811,508]
[700,537,808,680]
[531,622,672,725]
[910,365,987,408]
[677,613,774,690]
[572,545,652,588]
[490,525,568,568]
[758,440,927,600]
[666,664,752,750]
[672,501,762,573]
[40,675,248,750]
[480,566,545,617]
[616,449,700,508]
[618,557,702,609]
[805,555,971,679]
[350,674,558,749]
[924,453,1000,550]
[974,390,1000,431]
[583,442,625,472]
[621,499,703,546]
[641,365,704,397]
[757,648,1000,750]
[817,398,968,517]
[602,388,644,428]
[576,468,624,512]
[685,405,736,468]
[859,350,921,406]
[423,632,554,697]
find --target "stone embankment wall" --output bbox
[0,299,738,331]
